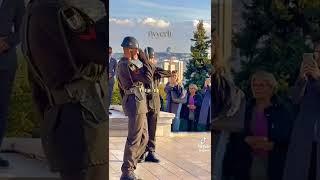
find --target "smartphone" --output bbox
[303,53,315,65]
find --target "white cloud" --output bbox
[193,20,211,32]
[109,17,170,28]
[141,18,170,28]
[129,0,210,20]
[109,18,135,26]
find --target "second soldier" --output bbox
[138,47,171,163]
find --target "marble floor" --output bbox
[109,132,211,180]
[0,132,211,180]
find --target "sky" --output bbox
[109,0,211,53]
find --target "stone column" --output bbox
[214,0,232,64]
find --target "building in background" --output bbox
[158,57,185,85]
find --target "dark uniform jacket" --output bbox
[22,0,108,172]
[146,67,171,113]
[116,56,155,116]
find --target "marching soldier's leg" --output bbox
[137,116,149,158]
[145,111,160,163]
[146,110,157,152]
[137,110,152,163]
[121,113,148,175]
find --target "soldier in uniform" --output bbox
[21,0,108,180]
[138,47,171,163]
[116,37,155,180]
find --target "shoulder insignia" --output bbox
[61,6,87,33]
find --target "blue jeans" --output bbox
[0,50,17,147]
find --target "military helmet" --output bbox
[144,47,155,60]
[121,36,139,49]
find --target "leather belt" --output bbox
[145,88,159,93]
[124,86,145,95]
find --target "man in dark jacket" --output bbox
[138,47,171,163]
[0,0,25,168]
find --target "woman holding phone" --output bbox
[283,41,320,180]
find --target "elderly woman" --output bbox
[181,84,203,131]
[222,71,294,180]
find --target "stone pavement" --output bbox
[0,153,58,180]
[0,132,211,180]
[109,132,211,180]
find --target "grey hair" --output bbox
[189,84,198,91]
[251,70,278,91]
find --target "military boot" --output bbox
[137,152,146,163]
[145,151,160,163]
[120,171,139,180]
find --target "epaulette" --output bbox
[60,6,87,33]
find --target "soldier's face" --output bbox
[124,48,138,60]
[150,56,157,64]
[131,48,139,60]
[109,48,112,56]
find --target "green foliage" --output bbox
[184,20,211,89]
[8,52,38,137]
[234,0,320,96]
[158,84,166,100]
[111,80,121,105]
